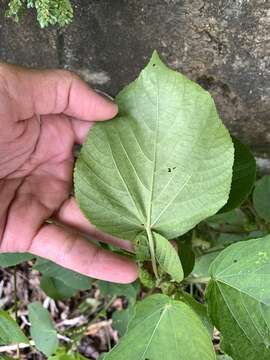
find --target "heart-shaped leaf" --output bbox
[206,235,270,360]
[74,51,234,279]
[105,294,215,360]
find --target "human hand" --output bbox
[0,64,137,283]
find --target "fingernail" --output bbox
[95,89,115,102]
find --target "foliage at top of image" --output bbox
[5,0,73,28]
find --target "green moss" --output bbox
[5,0,73,27]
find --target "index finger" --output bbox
[0,63,118,121]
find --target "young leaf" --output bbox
[28,302,59,356]
[74,51,234,273]
[135,233,151,261]
[154,232,183,282]
[34,258,92,291]
[206,235,270,360]
[0,310,29,345]
[104,294,215,360]
[0,252,34,268]
[253,175,270,222]
[220,136,256,213]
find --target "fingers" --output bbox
[54,197,134,252]
[70,118,93,144]
[28,223,138,283]
[0,63,118,122]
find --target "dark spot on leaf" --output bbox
[141,223,144,226]
[152,63,156,67]
[233,259,238,263]
[173,167,176,170]
[168,168,171,172]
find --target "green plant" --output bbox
[5,0,73,27]
[1,52,270,360]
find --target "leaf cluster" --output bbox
[5,0,73,27]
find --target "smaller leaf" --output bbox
[34,258,92,291]
[178,239,195,277]
[134,233,150,261]
[220,136,256,213]
[40,276,78,300]
[193,252,220,278]
[138,266,155,288]
[28,302,58,356]
[207,209,247,228]
[154,232,184,282]
[0,253,34,268]
[97,281,139,305]
[0,310,29,345]
[253,175,270,222]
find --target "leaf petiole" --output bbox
[146,227,159,280]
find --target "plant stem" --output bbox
[187,276,210,284]
[13,268,18,322]
[13,268,20,359]
[146,227,159,280]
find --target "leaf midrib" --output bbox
[146,75,160,232]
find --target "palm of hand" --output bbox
[0,65,137,283]
[0,110,75,250]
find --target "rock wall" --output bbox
[1,0,269,168]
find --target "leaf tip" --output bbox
[148,50,164,69]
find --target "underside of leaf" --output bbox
[74,51,234,281]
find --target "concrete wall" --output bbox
[1,0,269,168]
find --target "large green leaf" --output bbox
[253,175,270,222]
[112,306,135,337]
[206,235,270,360]
[0,252,34,268]
[74,51,234,277]
[154,232,183,281]
[105,294,215,360]
[175,291,213,335]
[34,258,92,291]
[0,311,29,345]
[28,302,59,356]
[220,136,256,213]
